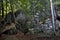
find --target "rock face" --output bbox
[29,17,60,36]
[1,9,29,35]
[15,10,29,35]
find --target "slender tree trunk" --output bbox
[1,0,4,18]
[9,0,15,23]
[6,0,7,18]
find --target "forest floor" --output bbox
[0,32,60,40]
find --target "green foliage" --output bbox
[0,0,60,16]
[0,0,59,22]
[0,0,60,27]
[53,0,60,5]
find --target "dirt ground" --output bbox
[0,32,60,40]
